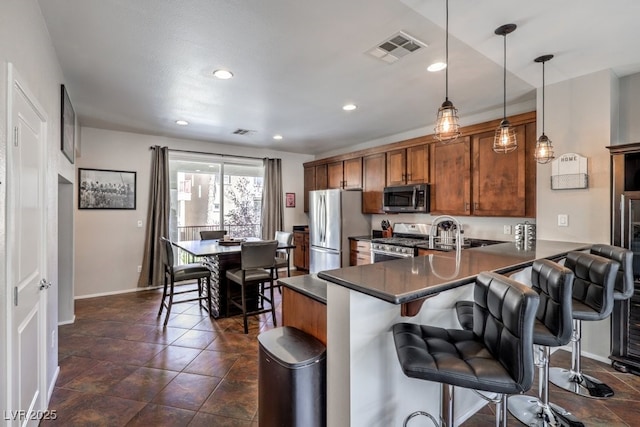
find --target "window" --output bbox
[168,153,264,241]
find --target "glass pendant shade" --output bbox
[434,0,460,143]
[534,133,554,163]
[493,24,517,154]
[493,119,518,153]
[435,99,460,142]
[534,54,555,164]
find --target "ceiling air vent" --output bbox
[232,128,255,135]
[367,31,427,64]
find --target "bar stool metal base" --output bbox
[508,396,584,426]
[403,411,439,427]
[548,368,614,399]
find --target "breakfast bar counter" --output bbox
[313,240,591,427]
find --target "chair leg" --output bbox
[163,277,175,327]
[549,319,614,398]
[158,273,169,317]
[241,283,248,334]
[269,277,277,326]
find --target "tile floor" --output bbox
[47,273,640,426]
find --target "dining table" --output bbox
[173,237,295,318]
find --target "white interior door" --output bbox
[7,64,48,426]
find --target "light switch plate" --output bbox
[503,225,512,234]
[558,214,568,227]
[137,220,143,228]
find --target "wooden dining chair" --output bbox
[225,240,278,334]
[158,237,212,327]
[200,230,227,240]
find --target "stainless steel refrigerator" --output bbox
[309,189,371,273]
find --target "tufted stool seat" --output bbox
[548,250,620,399]
[393,271,539,427]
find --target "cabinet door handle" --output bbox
[465,203,470,212]
[474,202,479,210]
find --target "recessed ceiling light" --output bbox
[273,134,283,140]
[195,169,201,172]
[343,104,357,111]
[428,62,447,72]
[175,120,189,126]
[213,69,234,79]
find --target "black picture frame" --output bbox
[61,84,75,164]
[78,168,136,210]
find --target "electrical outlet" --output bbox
[558,214,569,227]
[137,265,142,273]
[503,225,512,235]
[51,330,55,348]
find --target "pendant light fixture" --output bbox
[493,24,517,154]
[434,0,460,142]
[533,54,555,164]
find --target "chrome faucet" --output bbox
[429,215,463,252]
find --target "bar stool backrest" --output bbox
[275,231,293,257]
[160,237,175,270]
[240,240,278,270]
[565,251,619,319]
[590,244,634,300]
[200,230,227,240]
[473,271,539,390]
[530,259,575,346]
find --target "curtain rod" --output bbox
[149,146,269,161]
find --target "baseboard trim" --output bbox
[75,285,162,300]
[58,315,76,326]
[48,366,60,402]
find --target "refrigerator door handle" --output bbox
[320,194,325,243]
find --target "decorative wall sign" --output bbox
[79,168,136,209]
[61,85,75,163]
[285,192,296,208]
[551,152,588,190]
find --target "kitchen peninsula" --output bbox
[280,240,591,427]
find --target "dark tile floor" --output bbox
[47,273,640,426]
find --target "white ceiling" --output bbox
[37,0,640,155]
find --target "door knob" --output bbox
[39,278,52,290]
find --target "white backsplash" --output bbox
[371,213,535,241]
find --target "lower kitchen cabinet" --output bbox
[349,239,371,266]
[293,231,310,271]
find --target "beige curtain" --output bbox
[138,146,169,287]
[261,158,283,240]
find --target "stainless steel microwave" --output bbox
[383,184,430,213]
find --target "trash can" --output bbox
[258,326,326,427]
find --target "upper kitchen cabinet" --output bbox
[303,166,315,213]
[386,145,429,186]
[430,119,536,217]
[327,158,362,190]
[362,153,386,214]
[431,137,471,215]
[471,127,526,216]
[315,164,328,190]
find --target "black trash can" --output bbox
[258,326,326,427]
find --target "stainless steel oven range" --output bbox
[370,223,432,263]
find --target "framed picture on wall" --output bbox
[286,192,296,208]
[61,84,75,164]
[78,168,136,209]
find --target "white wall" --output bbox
[75,127,314,297]
[536,69,618,360]
[0,0,74,407]
[619,72,640,143]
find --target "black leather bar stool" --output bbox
[548,250,620,398]
[507,259,583,427]
[393,271,539,427]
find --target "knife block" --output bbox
[382,228,393,238]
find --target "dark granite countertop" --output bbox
[278,274,327,304]
[317,240,591,304]
[348,235,373,241]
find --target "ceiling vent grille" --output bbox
[367,31,427,64]
[232,128,255,135]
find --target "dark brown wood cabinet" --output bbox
[349,239,371,266]
[327,158,362,189]
[315,164,328,190]
[386,145,429,186]
[431,123,535,217]
[293,231,309,271]
[303,166,315,213]
[362,153,386,213]
[327,161,344,189]
[431,137,471,215]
